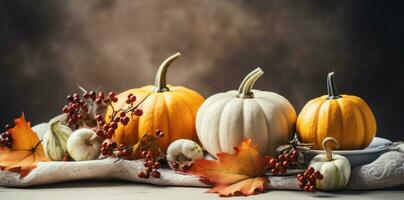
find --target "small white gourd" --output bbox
[67,128,101,161]
[43,121,72,161]
[309,137,351,191]
[167,139,203,165]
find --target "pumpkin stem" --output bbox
[327,72,341,99]
[237,67,264,98]
[322,137,341,161]
[154,52,181,92]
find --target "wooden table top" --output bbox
[1,180,403,200]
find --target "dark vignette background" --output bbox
[0,0,403,141]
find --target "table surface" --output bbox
[1,180,403,200]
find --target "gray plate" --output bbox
[307,137,393,167]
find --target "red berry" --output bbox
[145,153,153,160]
[95,98,102,104]
[83,92,90,99]
[309,175,316,182]
[138,172,146,178]
[298,176,304,183]
[271,169,278,175]
[141,151,147,158]
[151,171,161,178]
[130,95,136,103]
[108,91,115,98]
[103,98,111,103]
[275,162,282,170]
[120,112,126,117]
[304,185,310,192]
[96,130,104,137]
[171,162,179,169]
[280,167,287,174]
[299,183,305,189]
[110,122,118,129]
[134,108,143,116]
[309,186,315,192]
[146,160,154,167]
[121,116,130,125]
[89,91,96,99]
[278,154,285,161]
[269,158,276,168]
[282,160,289,168]
[67,95,74,102]
[318,174,324,180]
[153,162,161,169]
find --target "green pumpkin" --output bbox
[309,137,351,191]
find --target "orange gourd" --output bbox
[296,72,377,150]
[106,53,205,156]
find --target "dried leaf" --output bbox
[188,139,269,196]
[0,113,48,178]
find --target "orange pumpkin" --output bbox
[106,53,205,156]
[296,72,377,150]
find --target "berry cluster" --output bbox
[100,140,133,159]
[138,150,161,179]
[297,167,323,192]
[169,161,192,172]
[268,150,298,175]
[62,91,105,128]
[94,93,145,140]
[101,140,118,157]
[101,129,164,160]
[0,124,13,148]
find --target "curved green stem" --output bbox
[154,52,181,92]
[322,137,340,161]
[237,67,264,98]
[327,72,341,99]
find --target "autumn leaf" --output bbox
[0,113,48,178]
[188,139,269,197]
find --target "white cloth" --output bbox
[1,150,404,190]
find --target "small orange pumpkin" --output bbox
[106,53,205,156]
[296,72,377,150]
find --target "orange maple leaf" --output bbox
[0,113,48,178]
[188,139,269,197]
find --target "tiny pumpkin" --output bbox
[166,139,203,169]
[106,53,205,157]
[196,67,297,157]
[309,137,351,191]
[297,72,377,150]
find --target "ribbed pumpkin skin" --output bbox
[310,154,351,191]
[106,85,205,154]
[196,90,296,156]
[296,95,376,150]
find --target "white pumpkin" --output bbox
[309,137,351,191]
[67,128,101,161]
[196,67,297,157]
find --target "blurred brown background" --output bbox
[0,0,403,141]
